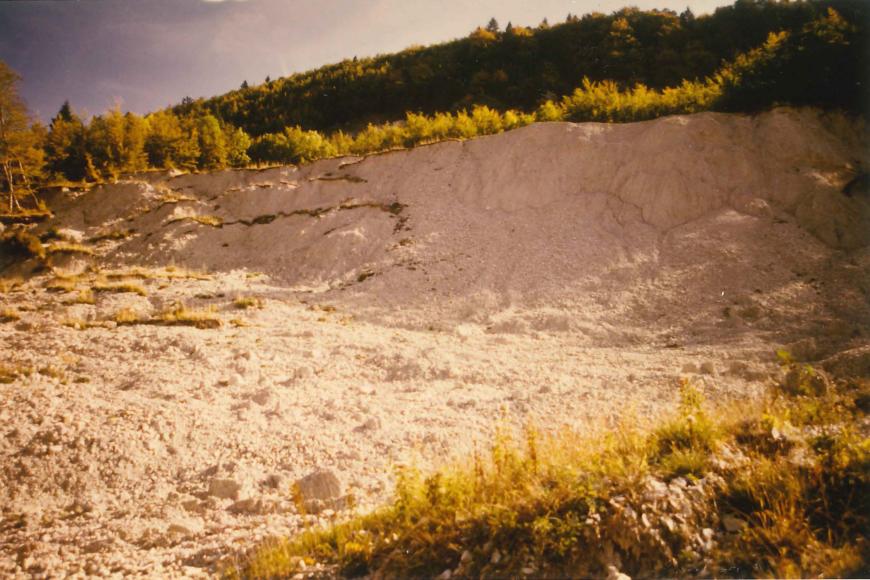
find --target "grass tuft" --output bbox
[88,229,134,243]
[233,296,263,309]
[113,308,141,325]
[102,266,211,281]
[168,214,224,227]
[0,308,21,323]
[157,192,196,207]
[157,304,222,329]
[0,277,24,293]
[0,364,32,384]
[62,318,98,330]
[93,281,147,296]
[650,380,721,480]
[68,289,96,305]
[46,241,95,256]
[44,277,79,293]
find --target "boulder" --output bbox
[294,470,341,502]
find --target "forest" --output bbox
[0,0,867,212]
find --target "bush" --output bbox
[0,228,45,262]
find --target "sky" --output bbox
[0,0,734,122]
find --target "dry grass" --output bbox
[46,242,95,255]
[157,304,221,329]
[93,281,147,296]
[89,229,135,243]
[234,296,263,309]
[230,369,869,580]
[0,277,24,293]
[0,229,46,261]
[37,364,66,382]
[157,192,197,206]
[0,308,21,323]
[191,215,224,227]
[44,277,79,293]
[110,304,221,329]
[68,289,96,305]
[102,266,211,281]
[0,206,52,222]
[168,214,224,227]
[0,364,32,384]
[62,318,99,330]
[113,308,141,325]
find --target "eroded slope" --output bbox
[0,108,868,576]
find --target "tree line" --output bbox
[43,104,252,182]
[0,1,866,212]
[175,0,868,136]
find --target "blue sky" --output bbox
[0,0,734,122]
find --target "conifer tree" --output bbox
[45,101,87,181]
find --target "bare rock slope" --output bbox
[1,107,868,576]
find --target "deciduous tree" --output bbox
[0,61,44,211]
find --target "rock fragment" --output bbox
[294,470,341,502]
[207,479,242,500]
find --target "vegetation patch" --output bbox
[0,308,20,322]
[37,364,66,381]
[0,208,52,224]
[168,214,224,228]
[62,318,100,330]
[88,228,135,243]
[230,365,869,579]
[113,308,141,325]
[67,289,95,305]
[44,277,79,293]
[39,227,70,242]
[157,304,221,329]
[46,241,94,256]
[0,277,24,293]
[0,364,31,384]
[102,266,211,281]
[93,281,147,296]
[0,228,46,261]
[156,192,197,207]
[233,296,263,309]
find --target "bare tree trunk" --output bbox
[2,161,13,212]
[15,158,41,208]
[2,161,23,212]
